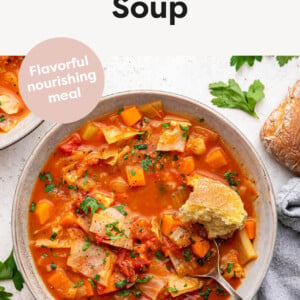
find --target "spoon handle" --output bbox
[214,273,243,300]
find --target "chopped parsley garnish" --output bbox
[180,124,189,139]
[129,169,136,176]
[173,154,179,161]
[215,283,227,295]
[227,263,234,273]
[50,232,57,241]
[94,274,100,282]
[200,118,205,122]
[114,204,128,216]
[117,290,130,296]
[0,115,5,122]
[73,280,84,288]
[162,122,170,129]
[45,183,55,193]
[68,185,78,190]
[197,258,204,266]
[29,202,36,212]
[80,196,105,215]
[45,172,53,182]
[114,279,130,288]
[42,253,48,257]
[83,171,88,188]
[204,251,212,260]
[123,153,129,160]
[140,155,152,171]
[144,117,149,124]
[224,172,239,187]
[155,250,165,260]
[168,287,178,293]
[82,241,91,251]
[136,276,153,283]
[39,172,46,182]
[117,108,124,114]
[134,144,148,150]
[183,250,191,261]
[87,278,95,289]
[199,285,212,300]
[50,263,57,270]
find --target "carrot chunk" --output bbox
[35,200,54,225]
[126,165,146,187]
[161,214,181,237]
[192,239,210,258]
[205,148,228,169]
[48,269,76,299]
[178,156,195,175]
[245,219,256,240]
[120,106,142,126]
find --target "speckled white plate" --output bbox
[12,91,276,300]
[0,113,43,150]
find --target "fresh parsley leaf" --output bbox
[204,251,212,260]
[80,196,105,215]
[114,204,128,216]
[276,56,299,67]
[82,241,91,251]
[50,263,56,270]
[227,262,234,273]
[73,280,84,288]
[117,290,130,296]
[129,169,136,176]
[87,278,95,289]
[183,250,191,261]
[117,108,124,114]
[12,270,24,291]
[136,276,153,283]
[0,115,5,122]
[39,172,46,182]
[168,287,178,293]
[49,232,57,241]
[123,153,129,160]
[179,124,189,139]
[162,123,170,129]
[134,144,148,150]
[45,183,55,193]
[215,283,227,295]
[45,172,53,182]
[29,202,36,212]
[209,79,265,118]
[0,286,13,300]
[68,185,78,190]
[144,117,149,124]
[140,156,152,171]
[198,285,212,300]
[94,274,100,282]
[83,171,88,188]
[155,250,165,260]
[230,56,263,71]
[114,279,130,288]
[224,172,239,187]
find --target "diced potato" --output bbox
[48,269,77,299]
[120,106,142,126]
[168,273,203,297]
[80,122,100,141]
[205,148,228,169]
[178,156,195,175]
[35,200,54,225]
[187,134,206,155]
[161,214,181,237]
[126,165,146,187]
[169,226,191,248]
[235,228,258,264]
[221,250,245,279]
[0,93,20,114]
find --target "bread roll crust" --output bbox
[260,81,300,174]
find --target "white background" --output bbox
[0,55,299,298]
[0,0,300,298]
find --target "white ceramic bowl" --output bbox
[12,91,276,299]
[0,113,42,150]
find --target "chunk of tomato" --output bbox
[58,133,81,154]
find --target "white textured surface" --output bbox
[0,56,299,299]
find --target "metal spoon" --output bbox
[193,240,243,300]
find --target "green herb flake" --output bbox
[155,250,165,260]
[68,185,78,190]
[162,122,170,129]
[114,279,130,288]
[49,232,57,241]
[134,144,148,150]
[224,172,239,187]
[144,117,149,124]
[136,276,153,283]
[168,287,178,293]
[117,108,124,114]
[140,155,152,171]
[73,280,84,288]
[30,202,36,212]
[87,278,95,289]
[0,115,5,122]
[129,169,136,176]
[45,172,53,182]
[82,241,91,251]
[204,251,212,261]
[124,153,129,160]
[173,154,179,161]
[39,172,46,182]
[179,124,189,139]
[45,183,55,193]
[50,263,57,270]
[198,285,212,300]
[227,263,234,273]
[83,171,88,188]
[183,250,191,261]
[42,254,48,257]
[117,290,130,296]
[80,196,105,215]
[94,274,100,282]
[114,204,128,216]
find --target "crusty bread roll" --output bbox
[260,80,300,174]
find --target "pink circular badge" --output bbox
[19,37,104,123]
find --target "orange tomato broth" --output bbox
[28,102,257,300]
[0,56,30,133]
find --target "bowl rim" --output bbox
[12,89,277,299]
